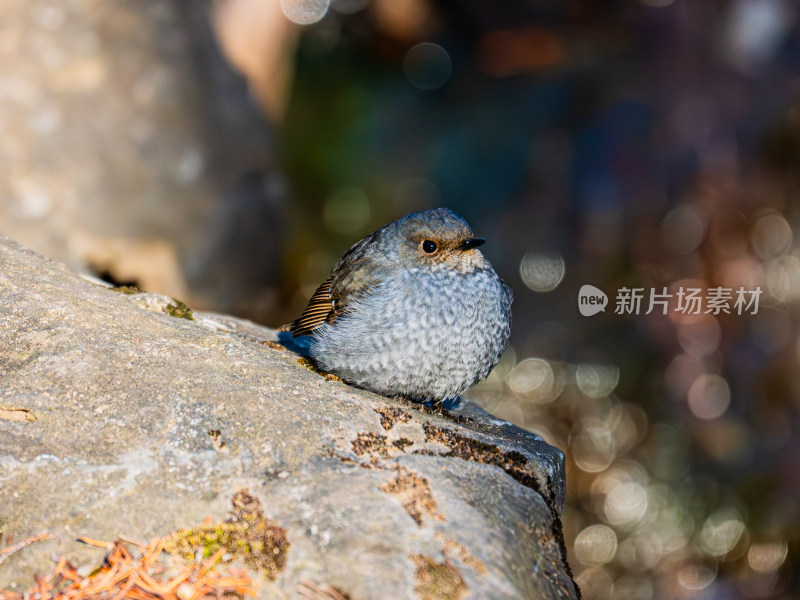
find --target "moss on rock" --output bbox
[164,489,288,579]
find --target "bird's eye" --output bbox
[421,240,438,254]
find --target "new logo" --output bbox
[578,285,608,316]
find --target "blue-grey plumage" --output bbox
[281,208,512,402]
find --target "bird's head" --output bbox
[393,207,489,274]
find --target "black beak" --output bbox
[461,238,486,250]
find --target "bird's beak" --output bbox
[460,238,486,250]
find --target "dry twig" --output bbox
[0,533,54,566]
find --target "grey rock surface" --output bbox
[0,235,577,600]
[0,0,283,316]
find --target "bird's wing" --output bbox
[278,276,336,336]
[280,232,394,337]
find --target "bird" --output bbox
[280,207,512,403]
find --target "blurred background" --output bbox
[1,0,798,597]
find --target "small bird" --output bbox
[281,208,512,402]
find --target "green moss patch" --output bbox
[163,299,194,320]
[111,285,142,294]
[164,489,288,579]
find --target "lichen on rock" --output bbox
[412,554,467,600]
[379,468,444,526]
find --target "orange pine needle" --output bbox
[197,547,226,577]
[76,536,114,549]
[1,532,257,600]
[117,536,147,548]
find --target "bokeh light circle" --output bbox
[699,508,746,557]
[519,252,565,292]
[661,204,706,255]
[574,567,614,600]
[571,420,617,473]
[687,374,730,420]
[507,358,555,401]
[766,255,800,302]
[617,532,664,571]
[281,0,330,25]
[747,541,787,573]
[574,524,618,566]
[604,481,648,527]
[751,213,792,259]
[677,564,717,592]
[575,364,619,398]
[403,43,452,90]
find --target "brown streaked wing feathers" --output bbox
[279,277,337,336]
[280,228,395,337]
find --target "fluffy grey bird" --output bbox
[281,208,512,402]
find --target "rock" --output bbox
[0,235,578,599]
[0,0,285,319]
